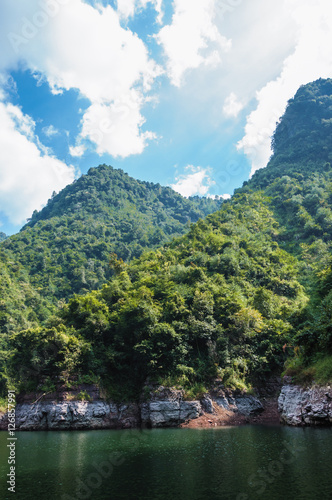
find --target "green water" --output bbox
[1,426,332,500]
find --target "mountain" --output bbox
[0,233,6,243]
[5,78,332,399]
[0,165,221,303]
[238,79,332,382]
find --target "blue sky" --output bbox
[1,0,332,235]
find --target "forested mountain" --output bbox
[4,78,332,399]
[0,233,6,243]
[1,166,221,302]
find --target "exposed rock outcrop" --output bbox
[278,381,332,426]
[210,381,264,417]
[140,386,203,427]
[0,401,140,431]
[141,400,202,427]
[0,383,269,431]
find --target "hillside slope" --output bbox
[1,165,221,302]
[6,78,332,398]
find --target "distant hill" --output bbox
[0,232,6,243]
[1,165,221,302]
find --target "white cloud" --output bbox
[207,193,231,200]
[69,144,86,157]
[1,0,161,158]
[42,124,59,137]
[0,100,76,225]
[80,92,157,157]
[238,0,332,176]
[117,0,163,23]
[171,166,215,197]
[1,0,332,214]
[35,1,160,100]
[81,91,156,157]
[156,0,231,87]
[223,92,244,118]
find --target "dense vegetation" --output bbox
[0,254,51,395]
[0,166,221,303]
[242,79,332,378]
[9,192,308,399]
[2,78,332,399]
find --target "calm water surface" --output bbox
[1,425,332,500]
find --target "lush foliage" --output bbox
[8,192,308,397]
[3,78,332,398]
[0,253,52,394]
[1,165,221,303]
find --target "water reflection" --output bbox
[0,426,331,500]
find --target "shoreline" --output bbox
[0,395,280,431]
[181,397,280,428]
[1,380,331,431]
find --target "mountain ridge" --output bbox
[3,78,332,399]
[0,165,221,303]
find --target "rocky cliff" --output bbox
[0,384,265,431]
[278,380,332,426]
[3,380,332,430]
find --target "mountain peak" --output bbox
[3,165,221,301]
[271,78,332,162]
[245,78,332,191]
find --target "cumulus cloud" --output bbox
[223,92,244,118]
[238,0,332,176]
[1,0,161,158]
[80,92,157,157]
[171,165,215,197]
[69,144,86,157]
[0,0,165,227]
[0,100,76,225]
[156,0,231,86]
[35,1,160,100]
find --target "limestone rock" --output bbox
[6,401,140,431]
[212,392,263,416]
[278,383,332,426]
[234,396,264,417]
[200,396,215,414]
[141,399,202,428]
[214,396,230,410]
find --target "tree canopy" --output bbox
[2,78,332,398]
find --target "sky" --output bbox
[1,0,332,235]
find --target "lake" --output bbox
[1,426,332,500]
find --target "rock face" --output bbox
[210,381,264,417]
[234,395,264,417]
[140,386,203,427]
[278,382,332,426]
[141,400,202,427]
[0,401,140,431]
[200,396,215,414]
[0,384,268,431]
